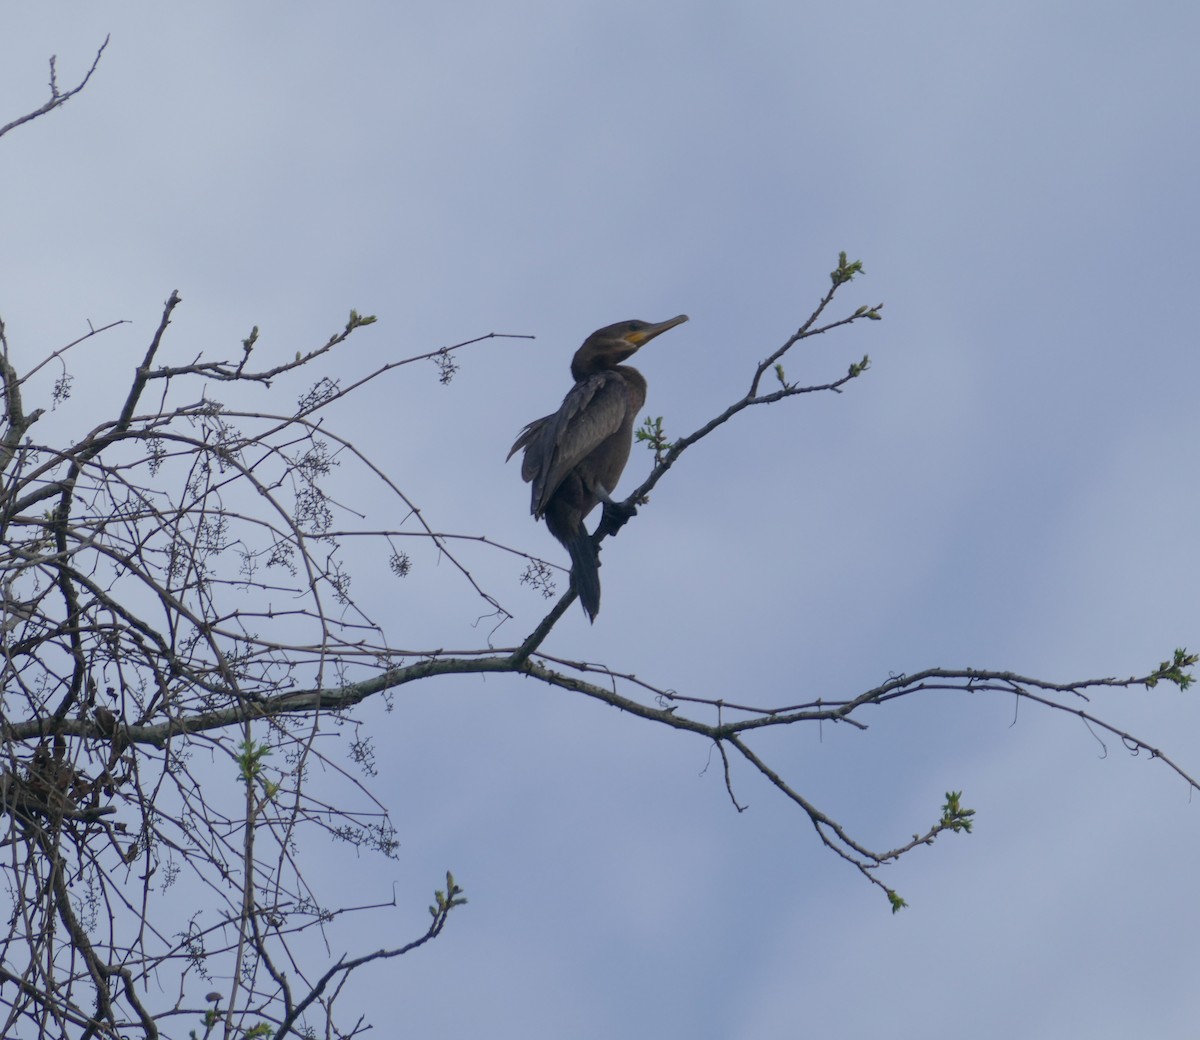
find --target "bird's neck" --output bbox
[613,365,646,401]
[571,361,645,389]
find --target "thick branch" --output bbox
[6,659,1192,797]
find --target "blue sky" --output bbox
[3,5,1199,1037]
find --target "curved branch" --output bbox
[0,36,109,142]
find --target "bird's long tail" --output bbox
[565,530,601,622]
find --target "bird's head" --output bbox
[571,314,689,378]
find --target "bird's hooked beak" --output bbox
[625,314,689,348]
[571,314,690,377]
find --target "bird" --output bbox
[508,314,688,621]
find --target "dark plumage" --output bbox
[508,315,688,620]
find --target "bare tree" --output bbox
[1,41,1195,1040]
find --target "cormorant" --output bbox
[508,315,688,621]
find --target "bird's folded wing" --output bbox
[523,373,630,516]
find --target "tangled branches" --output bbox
[0,291,518,1038]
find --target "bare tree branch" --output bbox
[0,37,109,142]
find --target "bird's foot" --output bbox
[595,498,638,540]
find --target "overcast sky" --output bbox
[4,5,1200,1038]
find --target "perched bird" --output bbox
[508,315,688,620]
